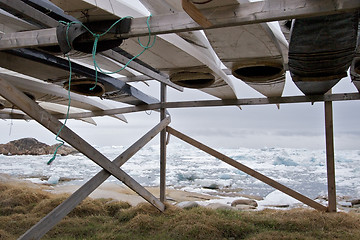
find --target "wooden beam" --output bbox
[167,127,328,211]
[126,0,360,38]
[102,50,183,91]
[1,1,359,50]
[0,28,58,50]
[325,100,337,212]
[182,0,213,28]
[58,93,360,119]
[0,77,165,211]
[160,83,167,202]
[0,0,59,28]
[19,116,171,240]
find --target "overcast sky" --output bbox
[1,0,359,151]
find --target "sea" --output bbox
[1,143,359,206]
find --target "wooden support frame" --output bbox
[1,0,359,50]
[0,76,170,238]
[19,116,171,240]
[167,127,328,212]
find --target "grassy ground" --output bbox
[1,181,360,240]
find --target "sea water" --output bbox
[0,143,359,200]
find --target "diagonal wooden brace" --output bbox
[167,127,328,212]
[182,0,213,28]
[0,77,165,209]
[18,116,171,240]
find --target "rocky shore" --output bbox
[0,138,77,156]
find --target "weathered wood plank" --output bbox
[160,83,167,202]
[0,0,59,28]
[19,116,171,240]
[167,127,328,211]
[181,0,213,28]
[57,93,360,119]
[325,100,337,212]
[0,77,165,212]
[0,28,58,50]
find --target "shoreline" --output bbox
[1,173,359,212]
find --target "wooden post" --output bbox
[160,83,167,202]
[19,116,171,240]
[167,127,328,211]
[325,99,337,212]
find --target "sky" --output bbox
[0,0,360,151]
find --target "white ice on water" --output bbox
[0,143,359,208]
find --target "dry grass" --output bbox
[1,181,360,239]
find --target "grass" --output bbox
[1,181,360,240]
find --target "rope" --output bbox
[48,54,72,165]
[48,15,156,164]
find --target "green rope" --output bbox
[91,15,156,80]
[48,15,155,164]
[47,54,72,165]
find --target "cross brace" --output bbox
[0,76,169,238]
[18,116,171,240]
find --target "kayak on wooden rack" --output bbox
[48,0,238,100]
[288,12,358,95]
[180,0,288,97]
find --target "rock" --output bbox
[205,203,233,210]
[47,143,78,156]
[238,194,263,201]
[351,199,360,206]
[0,138,77,156]
[176,201,199,209]
[231,199,258,207]
[202,183,220,190]
[234,204,257,211]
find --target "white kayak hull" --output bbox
[54,0,238,100]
